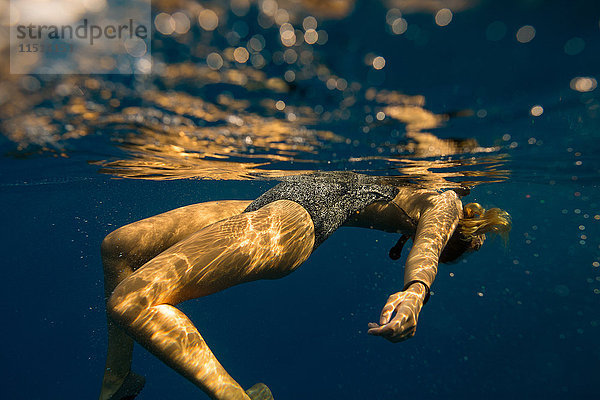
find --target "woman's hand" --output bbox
[367,283,427,343]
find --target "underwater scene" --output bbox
[1,0,599,399]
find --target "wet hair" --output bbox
[439,203,511,264]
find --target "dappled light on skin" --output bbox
[2,0,583,398]
[99,171,501,397]
[367,287,424,341]
[108,200,314,399]
[402,190,462,283]
[367,189,464,342]
[100,200,255,400]
[359,187,465,342]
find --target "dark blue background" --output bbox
[1,0,600,399]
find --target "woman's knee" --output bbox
[101,225,143,262]
[101,228,133,267]
[101,225,166,273]
[107,275,156,327]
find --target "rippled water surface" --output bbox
[1,0,599,399]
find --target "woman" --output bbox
[99,172,510,400]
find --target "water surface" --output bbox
[1,0,599,399]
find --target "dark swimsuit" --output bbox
[244,172,400,249]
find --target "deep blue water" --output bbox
[1,0,600,399]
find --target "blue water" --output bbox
[1,0,600,399]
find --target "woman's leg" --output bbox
[107,200,315,400]
[100,200,252,400]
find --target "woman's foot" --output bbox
[245,383,273,400]
[101,371,146,400]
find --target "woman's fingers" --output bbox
[368,320,398,336]
[379,304,395,325]
[367,324,381,335]
[370,292,421,341]
[369,312,416,341]
[369,315,408,334]
[367,323,391,336]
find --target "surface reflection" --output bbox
[1,0,508,190]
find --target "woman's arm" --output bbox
[404,190,462,286]
[368,190,462,342]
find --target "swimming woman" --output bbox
[98,171,510,400]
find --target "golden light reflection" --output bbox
[385,0,477,14]
[304,29,318,44]
[0,1,524,397]
[303,16,318,30]
[372,56,386,70]
[530,105,544,117]
[365,88,425,106]
[340,154,509,192]
[281,0,356,19]
[405,132,499,157]
[155,12,175,35]
[570,76,597,92]
[1,65,508,190]
[198,9,219,31]
[1,0,510,193]
[233,47,250,63]
[206,52,224,70]
[172,11,191,34]
[384,105,446,131]
[391,17,408,34]
[274,8,290,25]
[435,8,453,26]
[394,155,509,189]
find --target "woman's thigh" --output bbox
[102,200,253,269]
[110,200,316,314]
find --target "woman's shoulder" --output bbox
[392,186,463,220]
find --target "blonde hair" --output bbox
[458,203,511,242]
